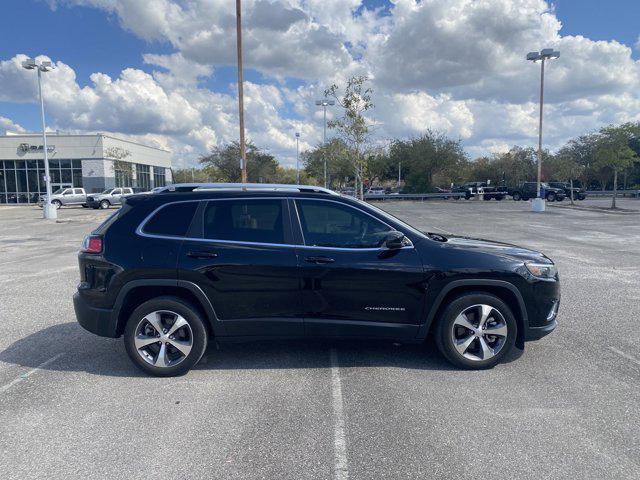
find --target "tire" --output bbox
[512,192,521,201]
[556,196,564,202]
[434,293,517,369]
[100,200,110,209]
[124,296,208,377]
[52,200,62,209]
[546,192,556,202]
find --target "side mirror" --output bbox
[384,230,406,250]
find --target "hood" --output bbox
[430,233,551,264]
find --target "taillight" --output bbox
[81,235,103,254]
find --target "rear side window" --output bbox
[203,200,284,244]
[143,202,198,237]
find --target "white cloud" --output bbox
[3,0,640,168]
[0,116,26,134]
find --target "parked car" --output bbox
[452,182,507,200]
[86,187,135,209]
[547,182,586,201]
[38,187,87,209]
[366,187,386,196]
[340,187,356,197]
[509,182,565,202]
[74,183,559,376]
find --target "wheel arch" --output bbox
[111,280,222,338]
[419,279,528,348]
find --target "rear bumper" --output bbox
[73,291,119,337]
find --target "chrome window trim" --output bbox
[136,196,414,251]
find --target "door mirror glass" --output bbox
[384,231,406,249]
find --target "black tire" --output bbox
[512,192,521,201]
[495,195,504,201]
[434,292,517,369]
[556,196,564,202]
[546,192,556,202]
[124,296,208,377]
[100,200,110,209]
[51,200,62,209]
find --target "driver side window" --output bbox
[296,200,391,248]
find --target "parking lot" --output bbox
[1,199,639,480]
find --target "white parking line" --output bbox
[0,353,65,394]
[330,347,349,480]
[608,347,640,367]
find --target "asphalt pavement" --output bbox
[0,199,638,480]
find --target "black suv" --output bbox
[452,182,508,200]
[547,182,586,201]
[74,183,559,376]
[510,182,565,202]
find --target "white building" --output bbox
[0,132,172,204]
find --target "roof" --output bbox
[155,183,339,196]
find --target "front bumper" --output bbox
[73,291,119,337]
[525,319,557,340]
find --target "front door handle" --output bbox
[187,251,218,259]
[305,256,335,264]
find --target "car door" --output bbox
[111,188,122,205]
[60,188,73,205]
[292,198,426,340]
[177,198,303,337]
[72,188,85,204]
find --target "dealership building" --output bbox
[0,132,172,204]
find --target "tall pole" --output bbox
[398,161,401,188]
[323,104,327,188]
[236,0,247,183]
[295,133,300,184]
[536,57,545,199]
[37,68,55,220]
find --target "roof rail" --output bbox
[156,183,339,196]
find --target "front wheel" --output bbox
[124,296,208,377]
[52,200,62,209]
[546,192,556,202]
[512,192,521,201]
[100,200,110,209]
[434,293,517,369]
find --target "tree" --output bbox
[199,141,279,183]
[302,138,353,188]
[325,75,374,199]
[388,131,467,193]
[553,152,585,205]
[594,125,638,208]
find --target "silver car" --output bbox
[38,188,87,209]
[86,187,135,209]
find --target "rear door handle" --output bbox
[305,256,335,264]
[187,251,218,259]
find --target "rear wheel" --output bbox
[124,296,208,377]
[435,293,516,369]
[512,192,521,201]
[546,192,556,202]
[52,200,62,209]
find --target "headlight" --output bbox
[524,262,557,280]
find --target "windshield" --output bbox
[354,198,427,239]
[52,188,64,195]
[101,189,112,194]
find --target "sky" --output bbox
[0,0,639,168]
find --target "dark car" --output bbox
[74,183,559,376]
[452,182,507,200]
[547,182,586,201]
[510,182,565,202]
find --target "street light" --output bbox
[315,99,335,188]
[295,132,300,184]
[22,57,56,220]
[526,48,560,212]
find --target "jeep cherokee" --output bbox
[74,183,559,376]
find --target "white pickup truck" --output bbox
[38,188,87,209]
[86,187,135,209]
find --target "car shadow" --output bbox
[0,322,523,378]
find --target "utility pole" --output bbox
[22,58,55,219]
[527,48,559,212]
[295,132,300,184]
[398,161,401,188]
[315,99,335,188]
[236,0,247,183]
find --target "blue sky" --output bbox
[1,0,639,166]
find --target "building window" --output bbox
[136,164,151,191]
[0,159,83,204]
[114,161,133,187]
[153,167,166,188]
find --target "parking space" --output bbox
[0,201,639,479]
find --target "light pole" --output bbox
[526,48,559,212]
[22,58,56,220]
[315,99,335,188]
[295,132,300,184]
[398,161,402,188]
[236,0,247,184]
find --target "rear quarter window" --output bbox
[143,202,198,237]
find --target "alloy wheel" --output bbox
[133,310,193,368]
[450,304,509,362]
